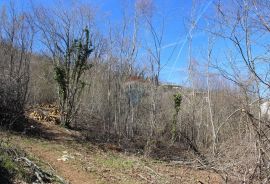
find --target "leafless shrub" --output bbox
[0,3,34,130]
[28,55,57,104]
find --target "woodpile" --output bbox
[28,104,60,124]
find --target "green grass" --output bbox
[0,153,16,173]
[96,154,135,170]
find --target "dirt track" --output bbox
[3,112,224,184]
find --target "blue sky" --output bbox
[0,0,216,84]
[95,0,216,84]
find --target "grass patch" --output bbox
[96,154,135,170]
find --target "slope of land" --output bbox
[0,106,224,184]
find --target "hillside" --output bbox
[0,105,224,184]
[1,0,270,183]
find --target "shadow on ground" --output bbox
[21,118,80,141]
[3,111,195,163]
[0,165,13,184]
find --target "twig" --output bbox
[144,165,162,177]
[138,174,151,183]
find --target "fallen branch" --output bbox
[144,165,162,177]
[137,174,152,183]
[16,157,68,184]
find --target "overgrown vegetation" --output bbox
[0,0,270,183]
[53,27,93,128]
[0,147,33,183]
[0,4,33,130]
[172,93,182,142]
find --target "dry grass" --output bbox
[0,110,225,184]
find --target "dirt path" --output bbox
[22,142,98,184]
[8,134,223,184]
[2,112,224,184]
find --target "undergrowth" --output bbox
[0,141,35,183]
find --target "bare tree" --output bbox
[204,0,270,182]
[0,2,35,130]
[33,3,95,128]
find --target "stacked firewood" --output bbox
[28,104,60,124]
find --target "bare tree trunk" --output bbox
[206,36,216,155]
